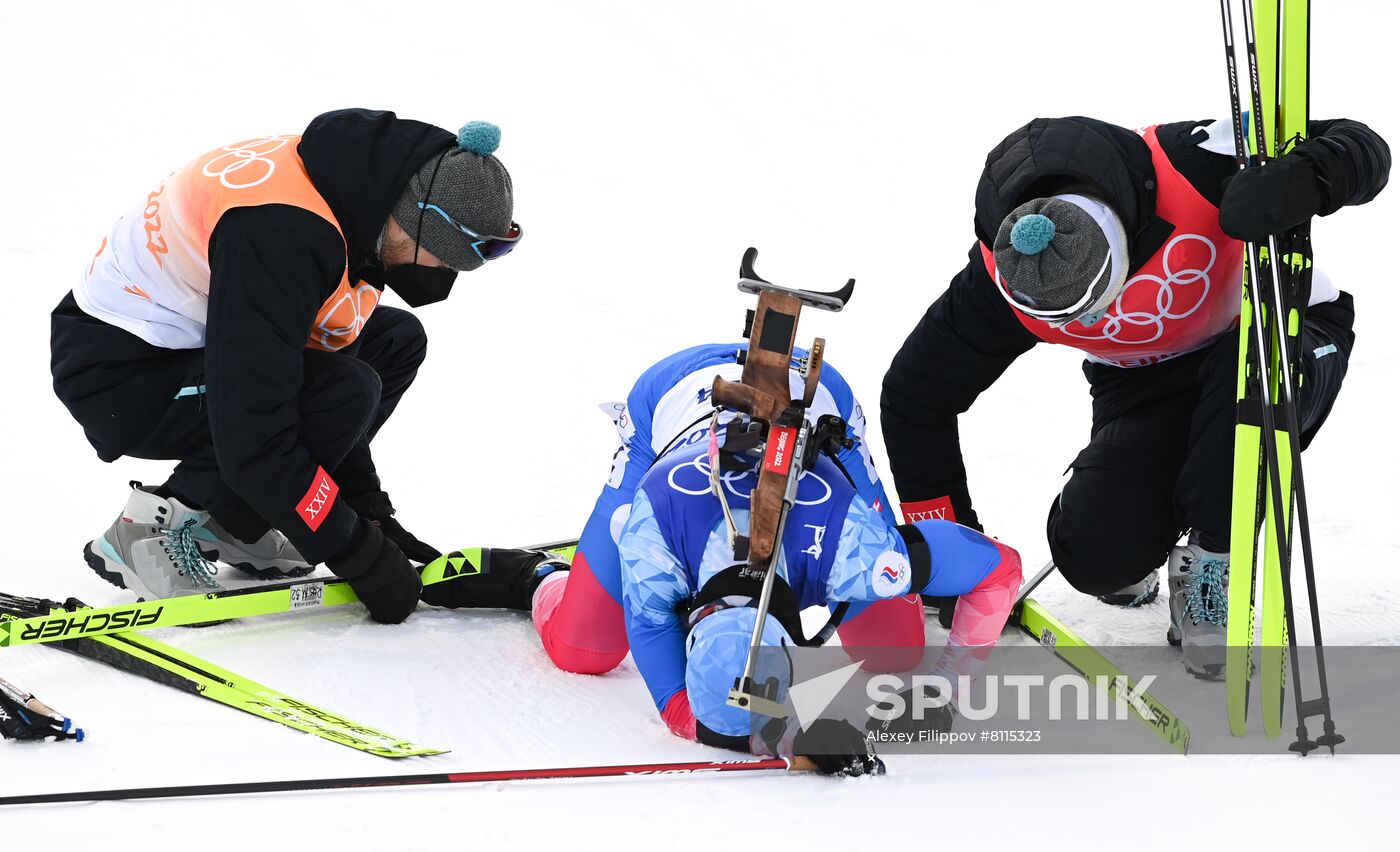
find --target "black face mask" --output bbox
[381,264,458,308]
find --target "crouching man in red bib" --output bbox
[881,116,1388,676]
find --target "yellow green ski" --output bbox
[1016,592,1191,755]
[0,542,576,649]
[1222,0,1341,753]
[0,595,444,757]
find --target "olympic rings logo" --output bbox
[1062,234,1217,346]
[666,454,832,507]
[201,136,294,189]
[315,283,381,348]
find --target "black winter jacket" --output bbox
[880,116,1389,531]
[52,109,453,563]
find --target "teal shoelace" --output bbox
[1127,580,1157,607]
[1185,557,1228,627]
[163,519,220,589]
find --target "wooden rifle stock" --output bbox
[711,287,824,565]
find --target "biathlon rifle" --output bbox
[710,248,854,717]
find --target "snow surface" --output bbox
[2,1,1397,848]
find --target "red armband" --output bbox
[297,467,339,532]
[900,496,956,524]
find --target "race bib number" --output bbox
[289,582,325,610]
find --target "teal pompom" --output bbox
[1010,214,1056,255]
[457,121,501,155]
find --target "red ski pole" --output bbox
[0,757,815,806]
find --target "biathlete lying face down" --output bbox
[420,341,1021,770]
[616,424,1022,773]
[420,342,928,668]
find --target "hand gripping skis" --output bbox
[706,248,855,718]
[0,542,577,755]
[1218,0,1341,754]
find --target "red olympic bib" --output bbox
[981,125,1245,368]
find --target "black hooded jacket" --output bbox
[53,109,453,564]
[880,116,1389,532]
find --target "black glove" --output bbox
[0,677,83,743]
[793,719,886,777]
[420,548,567,611]
[865,683,954,742]
[328,519,422,624]
[345,491,441,565]
[1219,147,1323,242]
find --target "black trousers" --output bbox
[51,293,426,543]
[1047,296,1355,596]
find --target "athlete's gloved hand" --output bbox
[1219,145,1324,242]
[346,490,441,565]
[328,519,422,624]
[865,682,954,743]
[0,677,83,743]
[793,719,886,777]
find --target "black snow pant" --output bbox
[1046,293,1355,597]
[50,292,427,545]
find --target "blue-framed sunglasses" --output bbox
[416,202,522,262]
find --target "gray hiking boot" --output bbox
[1166,543,1229,680]
[1097,571,1160,607]
[194,517,314,580]
[84,483,222,600]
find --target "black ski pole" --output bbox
[0,757,806,807]
[1220,0,1310,753]
[1238,0,1338,754]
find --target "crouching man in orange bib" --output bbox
[50,109,522,623]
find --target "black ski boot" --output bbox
[1096,571,1160,607]
[420,548,568,611]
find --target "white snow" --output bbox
[1,1,1397,848]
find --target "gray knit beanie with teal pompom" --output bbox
[391,121,513,272]
[992,197,1112,314]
